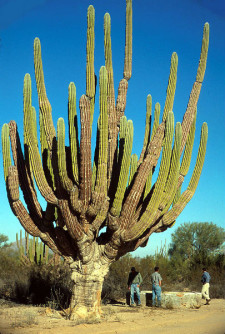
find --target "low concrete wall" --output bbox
[126,291,202,308]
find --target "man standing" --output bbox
[128,267,143,306]
[151,266,162,307]
[201,268,211,305]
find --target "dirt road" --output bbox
[0,299,224,334]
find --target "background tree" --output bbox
[168,222,225,267]
[0,233,11,249]
[1,0,209,320]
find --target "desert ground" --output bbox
[0,298,224,334]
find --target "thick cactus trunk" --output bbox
[69,257,109,319]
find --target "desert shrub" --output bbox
[19,263,73,308]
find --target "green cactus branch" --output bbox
[68,82,79,184]
[181,23,209,154]
[86,5,95,100]
[34,38,56,151]
[124,0,132,80]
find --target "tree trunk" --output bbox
[69,259,109,320]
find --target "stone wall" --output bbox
[126,291,202,309]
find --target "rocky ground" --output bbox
[0,298,224,334]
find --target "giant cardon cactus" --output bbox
[2,0,209,319]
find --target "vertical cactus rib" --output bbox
[162,122,208,226]
[34,38,56,150]
[2,124,12,180]
[86,5,95,99]
[124,0,132,80]
[68,82,79,184]
[79,95,92,207]
[162,52,178,122]
[110,118,133,217]
[95,66,108,196]
[123,112,174,241]
[57,117,74,192]
[181,23,209,153]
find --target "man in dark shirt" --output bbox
[127,267,143,306]
[201,268,211,305]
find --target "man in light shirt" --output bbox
[151,266,162,307]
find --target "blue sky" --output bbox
[0,0,224,256]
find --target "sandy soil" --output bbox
[0,299,224,334]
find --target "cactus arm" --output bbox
[86,5,95,99]
[58,200,84,241]
[40,112,55,190]
[2,124,12,180]
[123,0,132,80]
[116,0,133,123]
[79,95,92,208]
[34,38,56,150]
[181,23,209,153]
[119,122,165,231]
[180,110,197,177]
[123,112,174,241]
[110,118,133,217]
[23,77,58,205]
[104,13,117,188]
[68,82,79,184]
[162,53,178,122]
[5,121,43,219]
[161,122,208,226]
[94,66,108,196]
[57,117,74,192]
[116,79,129,126]
[151,103,161,140]
[87,67,109,229]
[128,153,138,186]
[7,166,20,202]
[138,95,152,165]
[143,102,161,199]
[27,113,58,204]
[159,122,182,214]
[133,122,182,249]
